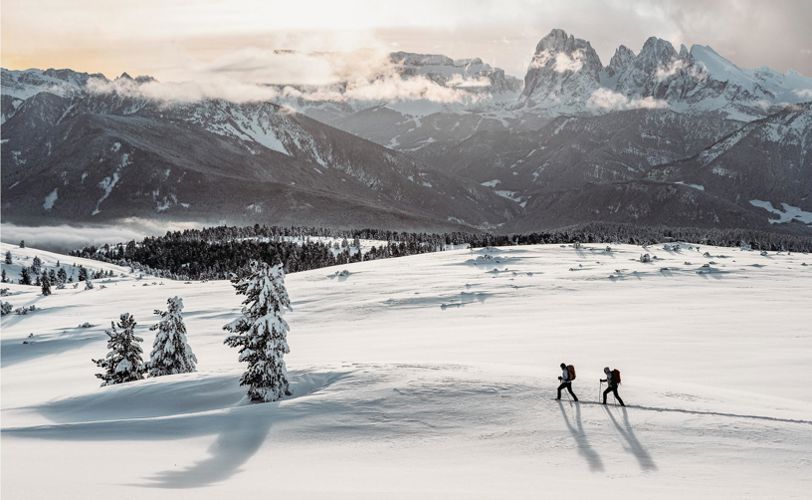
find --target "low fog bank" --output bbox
[0,218,203,253]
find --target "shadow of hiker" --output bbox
[604,405,657,471]
[142,405,274,489]
[557,401,604,472]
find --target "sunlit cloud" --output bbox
[587,88,667,110]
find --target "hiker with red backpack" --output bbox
[556,362,579,402]
[601,366,625,406]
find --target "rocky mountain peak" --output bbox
[606,45,636,77]
[521,29,603,103]
[636,37,681,72]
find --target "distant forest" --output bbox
[71,222,812,280]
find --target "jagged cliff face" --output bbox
[521,29,603,107]
[519,29,812,120]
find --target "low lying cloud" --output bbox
[530,49,585,73]
[794,88,812,99]
[587,88,668,110]
[553,51,585,73]
[656,58,707,82]
[85,43,490,105]
[86,77,281,104]
[1,219,203,253]
[446,74,492,88]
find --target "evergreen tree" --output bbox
[85,278,94,290]
[78,266,88,282]
[1,269,7,283]
[31,256,42,274]
[41,273,52,296]
[93,313,145,386]
[224,261,292,402]
[19,267,32,286]
[57,267,67,284]
[4,251,12,264]
[148,296,197,377]
[19,240,25,248]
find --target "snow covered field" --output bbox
[2,241,811,499]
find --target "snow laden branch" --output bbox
[148,296,197,377]
[224,261,292,402]
[92,313,146,386]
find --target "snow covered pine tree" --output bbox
[41,272,52,296]
[148,296,197,377]
[224,261,292,402]
[93,313,146,386]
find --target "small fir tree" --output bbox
[224,261,292,402]
[85,278,94,290]
[31,256,42,274]
[4,251,12,265]
[93,313,146,386]
[41,273,52,296]
[148,296,197,377]
[19,267,32,286]
[1,269,7,283]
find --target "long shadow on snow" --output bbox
[4,371,349,488]
[1,328,102,367]
[625,404,812,426]
[557,401,604,472]
[603,406,657,471]
[141,404,274,489]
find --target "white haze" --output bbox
[0,219,204,253]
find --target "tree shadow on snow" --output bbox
[140,405,273,489]
[5,370,348,489]
[557,401,604,472]
[603,406,657,471]
[0,328,101,367]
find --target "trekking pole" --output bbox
[598,380,602,403]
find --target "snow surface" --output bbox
[749,200,812,225]
[42,189,59,210]
[674,181,705,191]
[2,242,812,498]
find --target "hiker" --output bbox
[556,362,578,401]
[601,366,625,406]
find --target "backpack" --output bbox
[611,369,621,385]
[567,365,576,381]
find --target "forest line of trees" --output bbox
[69,222,812,280]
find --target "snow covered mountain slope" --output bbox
[430,109,740,192]
[0,87,516,231]
[648,102,812,226]
[2,242,811,498]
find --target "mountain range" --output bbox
[2,29,811,235]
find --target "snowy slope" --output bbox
[0,243,134,284]
[2,242,812,498]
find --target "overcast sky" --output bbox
[2,0,811,82]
